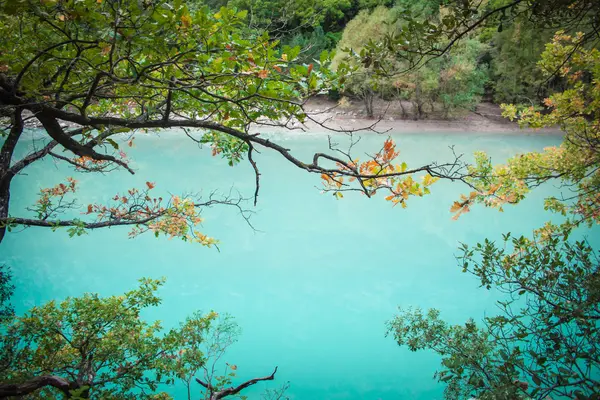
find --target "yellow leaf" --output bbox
[181,14,192,28]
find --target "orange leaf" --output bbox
[181,14,192,28]
[146,181,155,190]
[87,204,93,214]
[307,63,313,76]
[384,139,393,151]
[450,201,463,213]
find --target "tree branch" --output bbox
[35,112,135,174]
[0,108,23,172]
[163,77,175,123]
[0,375,74,397]
[13,39,98,91]
[9,127,87,175]
[30,106,466,182]
[197,366,278,400]
[247,144,261,206]
[1,197,248,231]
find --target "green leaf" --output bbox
[105,138,120,150]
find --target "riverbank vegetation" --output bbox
[0,272,283,399]
[185,0,591,120]
[0,0,599,398]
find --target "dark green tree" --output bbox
[389,235,600,399]
[0,278,279,399]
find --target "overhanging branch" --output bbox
[35,112,135,174]
[32,105,467,183]
[0,375,74,397]
[196,366,278,400]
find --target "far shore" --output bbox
[283,97,563,136]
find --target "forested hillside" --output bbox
[191,0,586,119]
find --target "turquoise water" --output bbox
[2,130,591,399]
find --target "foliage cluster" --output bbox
[333,0,599,118]
[0,277,281,399]
[389,29,600,400]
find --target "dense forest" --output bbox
[0,0,599,399]
[188,0,567,118]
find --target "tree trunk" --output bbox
[0,109,23,244]
[0,177,10,243]
[412,82,429,120]
[363,90,374,118]
[398,96,408,120]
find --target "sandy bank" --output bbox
[284,97,562,136]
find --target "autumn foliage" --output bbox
[321,138,440,207]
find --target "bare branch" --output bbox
[247,144,261,207]
[197,367,278,400]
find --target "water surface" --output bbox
[3,130,589,399]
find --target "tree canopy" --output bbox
[0,0,469,246]
[0,277,280,399]
[455,33,600,237]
